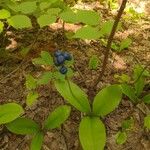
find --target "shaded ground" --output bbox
[0,1,150,150]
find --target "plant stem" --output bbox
[94,0,128,88]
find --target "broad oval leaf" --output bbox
[55,80,91,113]
[93,85,122,116]
[44,105,71,130]
[0,9,11,19]
[37,15,56,28]
[0,103,24,125]
[79,117,106,150]
[76,10,100,26]
[115,131,127,145]
[7,15,32,29]
[6,117,40,135]
[18,2,37,14]
[143,94,150,104]
[31,132,44,150]
[73,26,101,40]
[59,10,77,23]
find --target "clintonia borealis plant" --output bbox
[55,79,123,150]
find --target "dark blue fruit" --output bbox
[56,55,65,65]
[59,66,68,74]
[63,52,72,61]
[54,50,62,57]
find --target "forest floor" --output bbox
[0,1,150,150]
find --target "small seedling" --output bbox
[6,105,71,150]
[115,117,134,145]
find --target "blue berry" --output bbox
[63,52,72,61]
[59,66,68,74]
[54,50,62,57]
[56,55,65,65]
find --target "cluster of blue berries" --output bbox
[54,50,72,74]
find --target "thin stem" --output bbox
[94,0,128,88]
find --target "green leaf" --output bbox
[0,9,11,19]
[76,10,100,26]
[31,132,44,150]
[100,20,122,36]
[89,55,100,70]
[59,10,77,23]
[37,71,53,85]
[41,51,53,65]
[18,2,37,14]
[133,65,147,96]
[143,94,150,104]
[0,103,24,125]
[115,131,127,145]
[135,77,145,97]
[37,14,56,28]
[44,105,71,130]
[99,20,114,36]
[47,8,61,16]
[55,80,91,113]
[119,38,132,51]
[0,21,4,33]
[121,117,134,130]
[53,71,65,80]
[6,118,40,135]
[73,26,101,40]
[7,15,32,29]
[121,84,137,102]
[93,85,122,116]
[79,117,106,150]
[26,91,39,106]
[144,115,150,129]
[25,74,37,90]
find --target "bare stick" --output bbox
[94,0,128,88]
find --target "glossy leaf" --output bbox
[79,117,106,150]
[116,131,127,145]
[93,85,122,116]
[31,132,44,150]
[6,118,40,135]
[55,80,91,113]
[44,105,71,130]
[26,91,39,106]
[0,103,24,125]
[7,15,32,29]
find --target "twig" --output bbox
[93,0,128,88]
